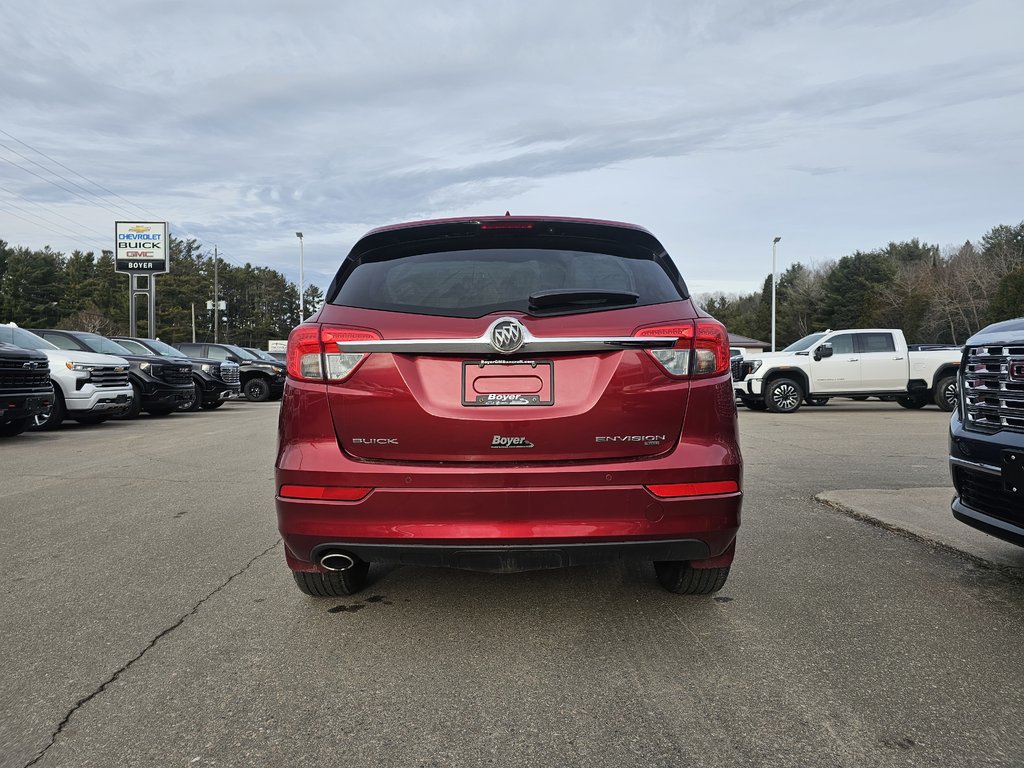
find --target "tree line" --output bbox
[0,236,324,346]
[700,221,1024,347]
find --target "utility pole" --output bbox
[191,302,196,343]
[771,236,781,352]
[214,245,219,343]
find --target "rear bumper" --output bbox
[277,476,740,572]
[307,538,715,574]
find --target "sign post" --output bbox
[115,222,169,338]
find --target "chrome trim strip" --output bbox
[949,456,1002,477]
[335,317,679,356]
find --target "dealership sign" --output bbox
[115,221,169,274]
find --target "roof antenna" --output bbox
[504,210,511,216]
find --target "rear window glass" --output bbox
[858,333,896,353]
[332,248,683,318]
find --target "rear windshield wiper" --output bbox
[528,289,640,311]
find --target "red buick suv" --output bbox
[275,216,742,596]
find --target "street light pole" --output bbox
[295,232,304,319]
[771,236,782,352]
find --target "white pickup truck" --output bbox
[733,328,961,413]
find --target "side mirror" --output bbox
[227,354,241,363]
[814,344,834,361]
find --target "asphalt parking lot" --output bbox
[1,400,1022,768]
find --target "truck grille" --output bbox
[161,365,193,386]
[219,364,240,385]
[954,466,1023,528]
[0,358,50,391]
[963,344,1024,434]
[731,358,744,381]
[91,366,131,388]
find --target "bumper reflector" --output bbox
[279,485,371,501]
[645,481,739,498]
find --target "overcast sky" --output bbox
[2,0,1022,298]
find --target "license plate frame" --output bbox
[461,360,555,407]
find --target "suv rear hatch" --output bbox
[293,217,728,463]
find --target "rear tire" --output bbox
[765,377,803,413]
[934,375,957,412]
[0,417,32,437]
[896,394,928,409]
[654,561,730,594]
[292,563,370,597]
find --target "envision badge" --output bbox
[490,318,525,354]
[596,435,666,446]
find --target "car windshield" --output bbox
[224,344,261,361]
[79,334,134,355]
[782,333,827,352]
[115,339,155,356]
[0,326,58,351]
[147,339,186,357]
[246,348,277,362]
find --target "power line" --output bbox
[0,127,161,220]
[0,138,138,218]
[0,184,112,241]
[0,203,108,254]
[0,152,134,219]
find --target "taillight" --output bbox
[634,319,729,378]
[635,323,694,377]
[285,324,381,382]
[693,320,730,376]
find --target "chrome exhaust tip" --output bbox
[319,552,356,572]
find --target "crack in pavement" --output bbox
[22,538,282,768]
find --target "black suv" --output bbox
[0,342,53,437]
[113,337,241,411]
[30,329,194,418]
[176,342,285,402]
[950,317,1024,547]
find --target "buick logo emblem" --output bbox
[490,319,525,354]
[1011,361,1024,381]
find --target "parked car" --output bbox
[949,317,1024,547]
[0,324,133,428]
[112,336,241,411]
[0,342,53,437]
[275,215,742,597]
[175,342,285,402]
[29,329,193,418]
[734,328,961,413]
